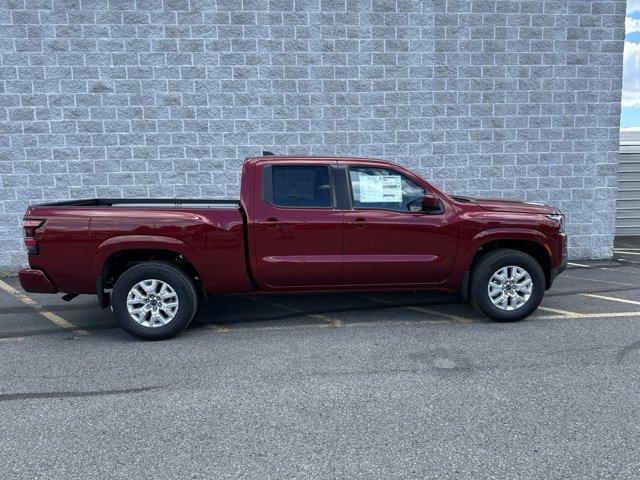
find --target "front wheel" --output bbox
[469,249,545,322]
[111,261,198,340]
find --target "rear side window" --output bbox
[271,166,333,208]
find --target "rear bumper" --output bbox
[18,268,58,294]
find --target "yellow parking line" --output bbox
[205,317,457,336]
[580,293,640,306]
[207,324,232,333]
[0,280,88,335]
[357,294,470,323]
[308,313,342,327]
[249,296,299,313]
[249,296,342,326]
[406,305,471,323]
[203,309,640,337]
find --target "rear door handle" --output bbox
[350,217,368,229]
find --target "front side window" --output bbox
[271,166,333,208]
[349,167,425,212]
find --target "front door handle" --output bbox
[350,217,368,229]
[260,217,280,229]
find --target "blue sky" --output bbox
[622,0,640,129]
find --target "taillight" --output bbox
[22,219,44,255]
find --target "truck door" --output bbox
[252,161,343,288]
[340,163,459,286]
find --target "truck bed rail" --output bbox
[32,198,241,209]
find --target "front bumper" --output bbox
[18,268,58,294]
[549,254,568,289]
[550,259,567,284]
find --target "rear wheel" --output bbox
[469,249,545,322]
[111,261,198,340]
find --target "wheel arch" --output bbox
[102,249,203,287]
[470,239,552,289]
[93,236,206,305]
[459,228,553,299]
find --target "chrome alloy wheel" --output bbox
[487,266,533,311]
[126,279,179,328]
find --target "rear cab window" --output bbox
[264,165,334,208]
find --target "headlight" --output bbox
[546,214,565,233]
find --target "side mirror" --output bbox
[409,194,444,214]
[422,194,441,211]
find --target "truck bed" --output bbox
[24,198,249,296]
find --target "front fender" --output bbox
[444,227,552,292]
[467,228,551,263]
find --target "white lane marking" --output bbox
[561,274,640,288]
[249,296,342,326]
[580,293,640,306]
[614,251,640,256]
[566,262,640,277]
[0,280,89,335]
[614,248,640,251]
[535,311,640,320]
[538,306,581,318]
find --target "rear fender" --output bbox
[91,235,203,280]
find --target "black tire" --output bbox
[469,248,545,323]
[111,261,198,340]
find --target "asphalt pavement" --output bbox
[1,262,640,479]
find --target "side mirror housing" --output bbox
[422,194,441,211]
[409,194,444,214]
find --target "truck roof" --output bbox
[244,155,388,165]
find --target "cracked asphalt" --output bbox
[1,261,640,479]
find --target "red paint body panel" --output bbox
[252,208,344,288]
[249,160,344,289]
[24,204,248,295]
[441,207,566,291]
[18,268,58,294]
[20,156,567,299]
[468,197,561,215]
[339,160,459,287]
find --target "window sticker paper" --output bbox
[358,173,402,203]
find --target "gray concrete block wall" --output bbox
[0,0,627,267]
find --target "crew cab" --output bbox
[19,155,568,340]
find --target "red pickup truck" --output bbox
[19,155,567,340]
